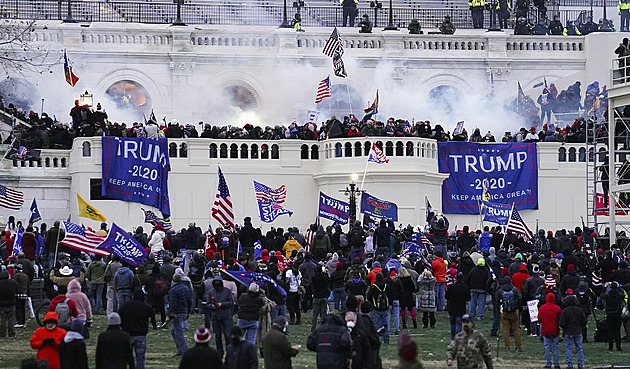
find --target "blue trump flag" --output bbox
[360,192,398,221]
[481,200,512,225]
[98,223,148,266]
[257,202,293,223]
[222,269,287,297]
[254,240,262,259]
[101,137,171,216]
[29,198,41,223]
[12,228,23,256]
[437,142,538,214]
[318,192,349,224]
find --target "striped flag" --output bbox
[315,76,332,104]
[368,142,389,164]
[591,271,602,287]
[364,90,379,114]
[64,49,79,87]
[253,181,287,203]
[0,184,24,210]
[205,224,217,259]
[333,49,347,78]
[60,221,110,256]
[212,166,234,230]
[323,27,343,57]
[505,205,533,241]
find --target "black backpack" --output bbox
[372,284,389,310]
[349,228,364,245]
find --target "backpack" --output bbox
[339,234,348,248]
[349,228,364,245]
[501,289,516,312]
[373,284,389,310]
[55,298,71,330]
[153,278,169,296]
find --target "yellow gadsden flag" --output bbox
[77,193,106,222]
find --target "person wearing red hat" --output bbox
[148,224,166,256]
[559,264,580,300]
[538,292,561,369]
[179,326,221,369]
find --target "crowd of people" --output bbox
[0,212,629,369]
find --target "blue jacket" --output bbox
[168,282,191,315]
[206,283,233,320]
[478,232,492,252]
[114,267,134,291]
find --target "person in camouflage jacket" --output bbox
[446,314,493,369]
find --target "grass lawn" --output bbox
[0,311,627,369]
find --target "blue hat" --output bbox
[461,314,472,322]
[556,253,564,258]
[373,261,381,268]
[70,318,85,332]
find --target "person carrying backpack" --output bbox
[348,221,365,261]
[48,285,79,331]
[498,276,523,352]
[366,272,393,344]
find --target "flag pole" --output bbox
[53,220,63,269]
[359,143,370,191]
[345,83,353,116]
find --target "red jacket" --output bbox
[30,312,67,369]
[511,265,530,291]
[367,267,382,285]
[432,258,446,283]
[48,294,79,319]
[538,293,561,336]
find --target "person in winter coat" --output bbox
[48,285,79,331]
[179,326,221,369]
[114,263,135,309]
[498,276,522,351]
[224,326,258,369]
[12,263,29,327]
[538,293,561,369]
[307,314,352,369]
[345,311,373,369]
[236,282,265,345]
[558,294,586,368]
[206,277,234,356]
[575,276,596,341]
[66,279,92,325]
[367,272,394,343]
[86,255,107,314]
[431,251,447,311]
[446,314,493,369]
[31,312,67,369]
[330,262,346,314]
[465,258,489,320]
[283,234,302,260]
[601,281,625,351]
[262,316,300,369]
[312,226,331,262]
[367,261,383,285]
[311,266,330,331]
[398,267,418,329]
[96,313,135,369]
[0,268,18,336]
[168,273,192,356]
[148,224,166,255]
[417,269,437,328]
[21,227,38,260]
[446,272,471,339]
[119,290,154,369]
[59,319,88,369]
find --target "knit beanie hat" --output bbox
[248,282,260,293]
[398,333,418,362]
[195,326,211,343]
[544,275,556,288]
[567,264,575,271]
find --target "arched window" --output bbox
[169,143,178,157]
[558,147,566,162]
[53,158,59,167]
[578,147,586,162]
[301,144,309,159]
[406,141,414,156]
[220,144,228,158]
[311,145,319,159]
[105,80,152,118]
[230,144,238,158]
[45,158,50,167]
[82,142,91,157]
[568,147,577,162]
[251,144,259,159]
[364,142,371,156]
[209,144,217,158]
[385,141,394,157]
[588,147,594,162]
[179,143,188,158]
[395,142,404,156]
[354,142,362,157]
[61,158,67,167]
[261,144,269,159]
[271,144,279,159]
[241,144,248,159]
[345,142,352,157]
[316,84,364,119]
[335,143,342,158]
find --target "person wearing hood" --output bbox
[457,252,475,279]
[86,255,107,314]
[179,325,221,369]
[311,266,330,331]
[374,220,394,259]
[559,264,580,301]
[538,293,561,369]
[206,277,234,356]
[283,234,303,260]
[66,279,92,335]
[31,312,67,369]
[312,226,331,262]
[59,318,88,369]
[0,268,18,337]
[237,282,265,345]
[168,273,192,356]
[307,313,352,369]
[522,270,545,336]
[114,262,135,309]
[367,272,394,343]
[96,312,135,369]
[601,281,624,351]
[48,285,79,331]
[21,226,38,261]
[488,247,497,262]
[119,290,154,369]
[456,226,475,256]
[148,224,166,255]
[325,253,339,277]
[446,272,471,339]
[224,326,258,369]
[1,230,14,260]
[417,269,437,329]
[558,294,586,368]
[498,276,522,352]
[262,316,300,369]
[367,261,382,285]
[133,226,148,248]
[465,258,489,321]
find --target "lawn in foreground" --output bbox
[0,311,627,368]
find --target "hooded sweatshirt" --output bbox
[66,279,92,322]
[538,293,561,335]
[30,312,67,369]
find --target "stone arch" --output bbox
[96,69,165,118]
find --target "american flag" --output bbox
[253,181,287,203]
[415,231,434,251]
[506,206,533,241]
[212,167,234,230]
[60,221,110,256]
[141,208,173,231]
[205,224,217,259]
[591,271,602,287]
[156,253,163,265]
[368,142,389,164]
[323,27,343,57]
[315,76,332,104]
[0,184,24,210]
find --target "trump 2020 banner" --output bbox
[102,137,171,216]
[360,192,398,221]
[438,142,538,214]
[319,192,349,224]
[98,223,148,266]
